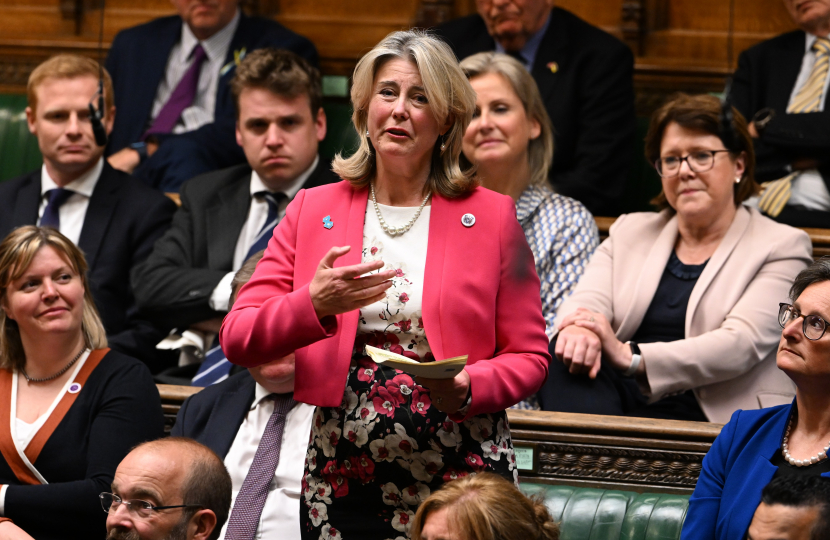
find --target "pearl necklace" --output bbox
[781,415,830,467]
[22,347,86,383]
[370,183,431,237]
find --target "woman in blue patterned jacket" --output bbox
[460,52,599,409]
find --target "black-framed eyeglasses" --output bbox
[99,493,202,518]
[655,150,733,177]
[778,303,830,341]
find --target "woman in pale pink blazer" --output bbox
[220,31,550,539]
[539,94,812,424]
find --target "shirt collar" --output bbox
[494,11,551,71]
[515,182,553,223]
[249,155,320,200]
[252,382,296,410]
[180,9,240,63]
[40,157,103,198]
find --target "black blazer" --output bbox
[0,350,165,540]
[132,159,338,329]
[104,13,318,192]
[730,30,830,183]
[171,370,256,458]
[0,164,177,371]
[434,8,636,216]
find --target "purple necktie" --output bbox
[40,188,75,229]
[144,44,208,137]
[224,394,297,540]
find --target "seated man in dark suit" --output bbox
[105,0,318,192]
[133,48,338,384]
[0,55,176,372]
[434,0,636,216]
[172,251,315,540]
[731,0,830,227]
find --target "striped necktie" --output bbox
[758,37,830,217]
[245,191,286,261]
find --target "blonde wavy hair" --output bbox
[0,226,107,370]
[459,52,554,188]
[411,473,559,540]
[332,29,478,198]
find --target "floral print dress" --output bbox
[301,202,518,540]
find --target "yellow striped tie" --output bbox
[758,37,830,216]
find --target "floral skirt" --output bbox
[300,356,517,540]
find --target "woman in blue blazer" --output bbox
[681,259,830,539]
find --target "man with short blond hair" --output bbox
[0,54,176,370]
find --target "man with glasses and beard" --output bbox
[103,438,231,540]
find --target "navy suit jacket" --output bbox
[434,8,636,216]
[731,30,830,183]
[132,158,339,329]
[105,13,318,192]
[680,401,830,539]
[0,163,177,371]
[171,370,256,458]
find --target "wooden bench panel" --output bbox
[157,384,722,494]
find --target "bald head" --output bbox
[108,438,231,540]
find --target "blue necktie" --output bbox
[245,191,286,261]
[40,188,75,229]
[192,336,231,387]
[192,192,286,387]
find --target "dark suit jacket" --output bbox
[731,30,830,183]
[0,163,177,371]
[434,8,636,216]
[105,13,318,192]
[680,401,830,540]
[171,369,255,458]
[0,350,164,540]
[132,159,338,329]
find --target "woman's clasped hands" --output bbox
[309,246,397,319]
[554,307,633,379]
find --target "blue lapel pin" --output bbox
[323,215,334,229]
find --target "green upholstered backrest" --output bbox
[520,484,689,540]
[0,94,42,182]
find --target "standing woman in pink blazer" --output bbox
[220,30,551,539]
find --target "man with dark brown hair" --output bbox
[132,48,338,384]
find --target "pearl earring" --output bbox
[366,130,370,137]
[735,176,741,184]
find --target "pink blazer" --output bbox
[220,181,551,419]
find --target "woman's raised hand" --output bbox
[309,246,396,319]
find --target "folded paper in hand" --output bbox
[364,345,467,379]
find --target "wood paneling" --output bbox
[0,0,807,103]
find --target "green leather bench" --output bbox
[521,483,689,540]
[0,94,42,182]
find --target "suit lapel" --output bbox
[207,171,252,270]
[206,374,256,458]
[78,165,119,270]
[422,195,448,361]
[685,207,751,334]
[11,171,42,228]
[771,32,808,109]
[137,20,182,132]
[616,213,677,339]
[531,8,566,110]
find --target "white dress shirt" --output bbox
[219,384,315,540]
[38,158,103,245]
[208,157,319,311]
[149,10,240,134]
[748,31,830,211]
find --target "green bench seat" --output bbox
[520,484,689,540]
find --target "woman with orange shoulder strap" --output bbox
[0,226,164,540]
